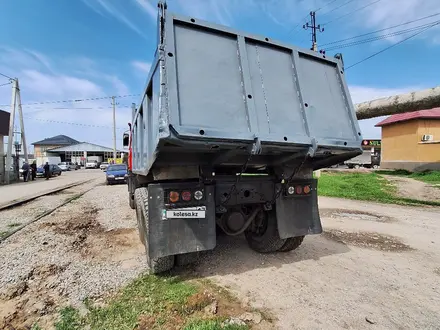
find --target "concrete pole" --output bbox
[112,96,117,161]
[355,85,440,120]
[16,79,28,163]
[5,79,17,184]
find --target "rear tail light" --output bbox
[181,191,191,201]
[286,184,312,196]
[303,185,311,194]
[169,191,179,203]
[194,190,203,200]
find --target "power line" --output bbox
[322,0,358,16]
[324,20,440,51]
[24,116,125,130]
[315,0,341,13]
[288,0,341,35]
[0,93,139,107]
[0,72,14,80]
[0,81,12,87]
[346,21,440,70]
[322,0,380,26]
[321,12,440,47]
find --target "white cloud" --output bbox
[81,0,146,38]
[134,0,157,20]
[0,49,136,149]
[131,61,151,74]
[348,0,440,43]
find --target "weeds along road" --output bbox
[1,176,440,329]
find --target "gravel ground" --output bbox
[0,179,101,235]
[2,175,440,329]
[0,182,146,329]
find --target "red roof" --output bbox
[375,108,440,127]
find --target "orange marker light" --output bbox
[169,191,179,203]
[303,185,311,194]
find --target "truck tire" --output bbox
[245,209,287,253]
[135,187,175,274]
[129,192,135,209]
[278,236,304,252]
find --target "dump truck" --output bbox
[123,1,363,274]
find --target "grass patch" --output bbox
[184,319,247,330]
[318,172,440,206]
[55,307,82,330]
[0,231,8,239]
[54,274,252,330]
[7,222,21,228]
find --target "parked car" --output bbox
[100,162,109,171]
[85,161,98,169]
[58,162,76,171]
[105,164,128,185]
[36,164,62,177]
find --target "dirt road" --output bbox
[1,179,439,329]
[195,197,440,329]
[383,175,440,202]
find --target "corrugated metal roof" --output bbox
[375,108,440,127]
[32,135,79,146]
[48,142,121,152]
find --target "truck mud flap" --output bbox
[147,183,216,259]
[275,180,322,239]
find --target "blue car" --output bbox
[105,164,128,185]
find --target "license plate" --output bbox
[115,177,124,180]
[165,206,206,219]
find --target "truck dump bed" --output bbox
[131,4,362,175]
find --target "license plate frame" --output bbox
[165,206,206,219]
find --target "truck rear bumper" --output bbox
[145,176,322,258]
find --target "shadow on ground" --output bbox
[173,233,350,278]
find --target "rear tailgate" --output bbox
[164,13,361,150]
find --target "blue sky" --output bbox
[0,0,439,151]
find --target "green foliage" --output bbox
[184,319,248,330]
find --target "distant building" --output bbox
[31,135,122,166]
[375,108,440,172]
[32,135,79,158]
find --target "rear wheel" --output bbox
[129,192,135,209]
[245,209,287,253]
[278,236,304,252]
[135,187,174,274]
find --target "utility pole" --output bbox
[303,11,324,52]
[5,78,28,184]
[111,96,117,162]
[16,80,28,164]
